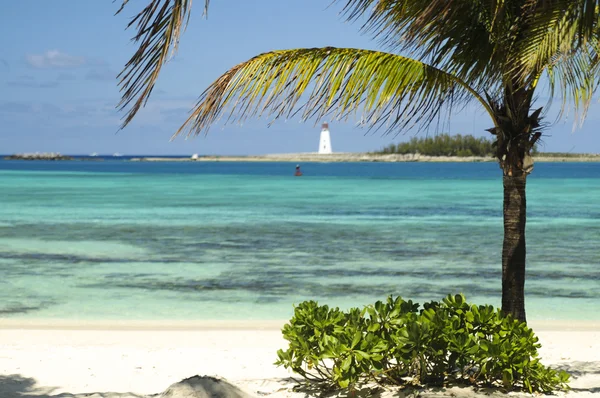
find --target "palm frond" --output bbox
[545,41,600,126]
[512,1,598,82]
[336,0,509,92]
[173,47,494,138]
[522,0,600,42]
[508,1,600,124]
[116,0,208,129]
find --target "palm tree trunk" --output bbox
[501,174,527,322]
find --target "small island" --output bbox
[5,152,74,161]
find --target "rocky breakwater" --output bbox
[4,152,74,161]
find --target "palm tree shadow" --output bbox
[288,383,509,398]
[289,382,385,398]
[0,374,52,398]
[0,374,149,398]
[555,361,600,377]
[281,380,467,398]
[554,361,600,394]
[271,369,600,397]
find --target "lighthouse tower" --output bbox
[318,122,332,154]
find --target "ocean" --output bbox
[0,159,598,321]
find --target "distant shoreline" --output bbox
[130,153,600,163]
[4,152,600,163]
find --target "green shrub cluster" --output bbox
[374,134,539,157]
[276,294,568,393]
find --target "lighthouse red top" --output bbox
[321,122,329,130]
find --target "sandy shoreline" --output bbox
[0,319,287,331]
[0,320,598,397]
[1,318,599,331]
[129,153,600,163]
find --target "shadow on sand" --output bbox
[555,361,600,394]
[275,361,600,397]
[555,361,600,377]
[289,381,513,398]
[0,374,148,398]
[1,362,599,398]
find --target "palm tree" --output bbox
[117,0,600,322]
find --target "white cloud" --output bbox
[26,50,86,69]
[0,102,34,113]
[86,67,116,81]
[0,100,121,129]
[7,75,59,88]
[57,72,76,81]
[0,98,200,132]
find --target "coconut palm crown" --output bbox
[118,0,600,322]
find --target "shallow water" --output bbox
[0,160,598,321]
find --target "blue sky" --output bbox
[1,1,599,155]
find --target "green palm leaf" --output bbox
[337,0,507,91]
[521,0,600,42]
[507,1,600,123]
[116,0,209,129]
[513,2,583,75]
[545,42,600,125]
[338,0,600,99]
[173,47,493,138]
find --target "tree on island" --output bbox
[116,0,599,322]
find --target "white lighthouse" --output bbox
[318,122,332,154]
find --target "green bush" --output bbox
[276,294,569,393]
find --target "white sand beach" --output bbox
[0,320,598,398]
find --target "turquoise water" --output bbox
[0,160,598,321]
